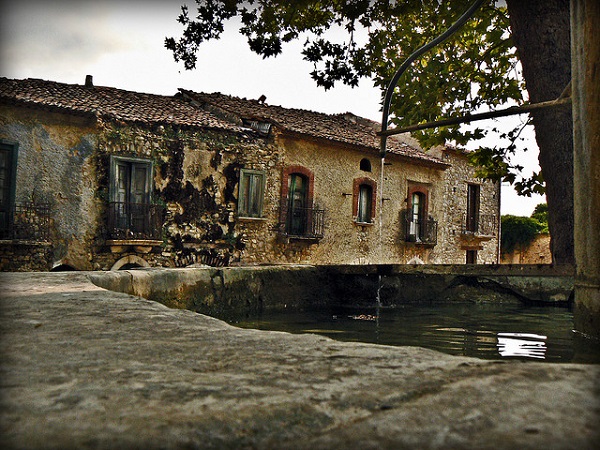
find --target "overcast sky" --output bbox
[0,0,545,216]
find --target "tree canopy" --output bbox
[165,0,539,191]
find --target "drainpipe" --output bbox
[379,0,486,158]
[497,180,502,264]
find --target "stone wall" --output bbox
[430,148,500,264]
[94,122,279,269]
[89,264,574,321]
[501,233,552,265]
[0,241,52,271]
[239,132,501,265]
[0,106,100,270]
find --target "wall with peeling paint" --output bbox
[1,102,499,271]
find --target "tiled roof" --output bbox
[0,77,447,167]
[179,90,447,167]
[0,77,239,131]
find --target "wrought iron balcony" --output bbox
[279,206,325,240]
[106,201,164,241]
[461,213,498,237]
[0,202,50,241]
[405,217,438,245]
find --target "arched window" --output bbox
[287,172,309,235]
[280,165,320,238]
[353,177,377,224]
[360,158,372,172]
[406,183,435,244]
[357,184,373,223]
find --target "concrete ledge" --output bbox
[0,271,599,449]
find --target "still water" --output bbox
[229,303,600,364]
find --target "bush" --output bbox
[501,215,544,254]
[530,203,549,233]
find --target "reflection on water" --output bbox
[497,333,547,359]
[228,303,600,364]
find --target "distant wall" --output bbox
[501,233,552,265]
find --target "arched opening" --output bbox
[287,173,309,235]
[360,158,372,172]
[110,255,150,271]
[357,184,373,223]
[353,177,377,224]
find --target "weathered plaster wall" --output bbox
[94,123,279,269]
[253,135,500,265]
[1,103,500,271]
[0,106,100,270]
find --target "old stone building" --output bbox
[0,77,499,271]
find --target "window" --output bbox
[360,158,372,172]
[357,184,373,223]
[409,192,426,241]
[287,173,309,235]
[466,184,481,233]
[238,169,266,218]
[406,184,437,245]
[353,178,377,224]
[242,118,272,135]
[0,141,18,238]
[280,165,324,239]
[108,156,153,238]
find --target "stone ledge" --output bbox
[0,271,598,449]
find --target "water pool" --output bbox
[228,303,600,364]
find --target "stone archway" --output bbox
[110,255,150,271]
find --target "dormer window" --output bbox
[242,118,272,135]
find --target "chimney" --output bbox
[85,75,94,88]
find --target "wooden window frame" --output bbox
[238,168,266,219]
[109,155,153,204]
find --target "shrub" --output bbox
[501,215,544,254]
[530,203,549,233]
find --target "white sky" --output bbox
[0,0,545,216]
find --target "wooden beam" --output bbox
[378,97,572,137]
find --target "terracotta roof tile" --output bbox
[0,77,447,167]
[179,90,447,166]
[0,77,239,131]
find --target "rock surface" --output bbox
[1,271,598,449]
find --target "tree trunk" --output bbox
[505,0,574,265]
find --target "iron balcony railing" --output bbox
[106,201,164,241]
[405,217,438,245]
[462,213,498,236]
[0,202,50,241]
[280,206,326,240]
